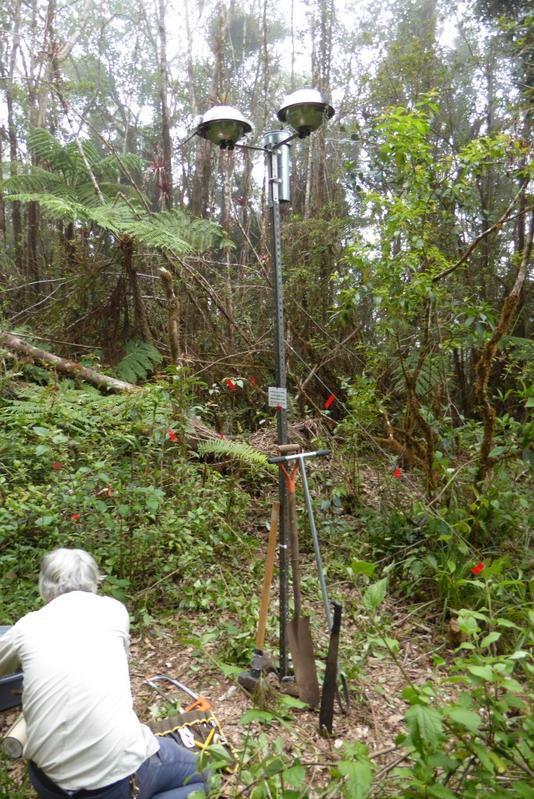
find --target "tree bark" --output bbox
[156,0,173,210]
[1,0,24,278]
[122,237,153,343]
[158,268,181,363]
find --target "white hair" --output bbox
[38,548,102,603]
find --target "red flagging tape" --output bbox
[324,393,336,409]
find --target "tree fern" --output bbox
[392,353,451,397]
[4,130,224,255]
[115,340,162,384]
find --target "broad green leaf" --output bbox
[33,426,50,436]
[515,782,534,798]
[405,704,444,750]
[265,757,285,776]
[509,650,529,660]
[428,786,457,799]
[446,707,481,733]
[239,709,274,725]
[278,694,308,709]
[362,577,388,614]
[471,742,495,773]
[350,559,376,577]
[35,515,56,527]
[466,664,494,681]
[480,632,501,648]
[338,759,373,799]
[284,762,306,787]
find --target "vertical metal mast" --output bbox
[264,131,291,677]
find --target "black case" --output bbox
[0,626,23,710]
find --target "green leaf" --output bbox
[265,757,285,776]
[284,762,306,787]
[337,759,373,799]
[239,709,274,725]
[446,707,481,733]
[509,650,529,660]
[35,514,56,527]
[350,559,376,577]
[362,577,388,614]
[480,632,501,648]
[466,665,494,681]
[428,786,457,799]
[515,782,534,798]
[278,694,308,709]
[33,426,50,437]
[471,742,495,773]
[405,704,444,750]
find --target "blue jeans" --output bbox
[28,762,131,798]
[28,738,207,799]
[136,737,207,799]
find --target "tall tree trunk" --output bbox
[123,237,153,343]
[156,0,173,210]
[0,134,6,245]
[1,0,24,279]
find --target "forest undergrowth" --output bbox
[0,373,532,798]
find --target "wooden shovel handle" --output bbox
[287,487,302,617]
[255,501,280,651]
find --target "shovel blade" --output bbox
[287,616,320,708]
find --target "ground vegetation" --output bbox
[0,0,532,796]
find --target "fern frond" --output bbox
[392,353,451,397]
[95,153,146,180]
[2,167,66,194]
[5,192,91,222]
[115,340,162,384]
[197,439,273,471]
[126,209,222,254]
[63,140,101,182]
[27,129,67,171]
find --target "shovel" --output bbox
[319,601,342,735]
[238,501,280,694]
[287,486,320,707]
[270,447,320,708]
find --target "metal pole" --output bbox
[266,144,289,677]
[299,457,332,630]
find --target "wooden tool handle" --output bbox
[255,501,280,651]
[288,489,302,616]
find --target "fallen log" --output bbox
[1,330,219,444]
[0,331,139,394]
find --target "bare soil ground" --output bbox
[0,599,443,796]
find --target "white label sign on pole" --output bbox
[268,387,288,409]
